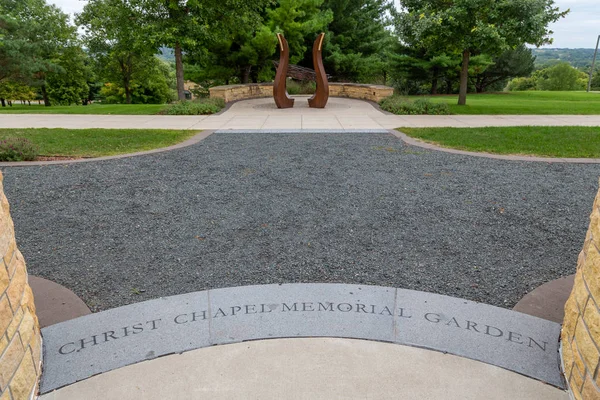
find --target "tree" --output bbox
[267,0,333,65]
[77,0,157,104]
[134,0,272,101]
[322,0,393,82]
[1,0,76,106]
[471,46,536,93]
[591,69,600,91]
[46,46,91,105]
[536,62,587,91]
[396,0,567,105]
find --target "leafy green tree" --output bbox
[506,76,537,91]
[134,0,272,100]
[46,46,91,105]
[100,57,176,104]
[78,0,157,104]
[471,46,536,93]
[267,0,333,64]
[536,62,587,91]
[322,0,393,82]
[396,0,567,105]
[591,69,600,91]
[0,80,37,106]
[1,0,76,106]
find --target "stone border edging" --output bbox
[0,130,215,167]
[40,283,564,393]
[392,129,600,164]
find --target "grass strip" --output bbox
[400,126,600,158]
[0,128,198,158]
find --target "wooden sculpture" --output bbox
[308,33,329,108]
[273,33,294,109]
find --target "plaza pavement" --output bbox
[1,95,600,130]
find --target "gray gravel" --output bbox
[2,132,599,312]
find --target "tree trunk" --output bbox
[458,50,470,106]
[175,42,185,101]
[241,66,251,84]
[431,66,439,95]
[125,83,132,104]
[41,85,51,107]
[0,98,5,107]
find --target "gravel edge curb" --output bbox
[391,129,600,164]
[0,130,215,167]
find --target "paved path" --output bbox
[40,338,568,400]
[2,96,600,129]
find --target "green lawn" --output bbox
[0,128,197,158]
[400,126,600,158]
[408,91,600,115]
[0,103,165,115]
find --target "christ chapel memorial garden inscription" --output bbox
[40,283,563,393]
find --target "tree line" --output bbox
[2,0,590,108]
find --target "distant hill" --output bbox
[532,48,596,69]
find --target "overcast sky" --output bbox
[49,0,599,48]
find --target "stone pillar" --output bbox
[0,172,42,400]
[562,179,600,399]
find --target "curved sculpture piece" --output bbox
[273,33,294,109]
[308,33,329,108]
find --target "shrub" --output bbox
[0,138,38,161]
[286,80,316,95]
[379,96,451,115]
[162,98,226,115]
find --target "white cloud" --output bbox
[50,0,600,48]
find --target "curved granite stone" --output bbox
[40,284,564,393]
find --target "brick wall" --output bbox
[0,172,42,400]
[562,179,600,399]
[209,83,394,103]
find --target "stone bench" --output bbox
[209,82,394,103]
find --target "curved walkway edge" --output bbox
[39,283,564,394]
[0,130,214,167]
[392,130,600,164]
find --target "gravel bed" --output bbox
[2,131,599,312]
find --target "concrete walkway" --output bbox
[39,338,568,400]
[2,96,600,130]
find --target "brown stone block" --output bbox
[0,260,7,296]
[583,264,600,308]
[582,241,600,277]
[5,307,23,341]
[574,317,600,374]
[590,208,600,243]
[28,333,41,374]
[584,301,600,346]
[8,349,36,400]
[20,286,36,321]
[562,295,578,341]
[573,338,589,381]
[0,295,11,334]
[6,261,25,313]
[0,333,7,357]
[570,363,585,397]
[573,272,590,311]
[2,242,14,277]
[0,387,11,400]
[561,339,575,372]
[582,374,600,399]
[0,334,25,389]
[16,311,35,351]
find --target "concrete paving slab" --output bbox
[39,284,565,394]
[39,338,569,400]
